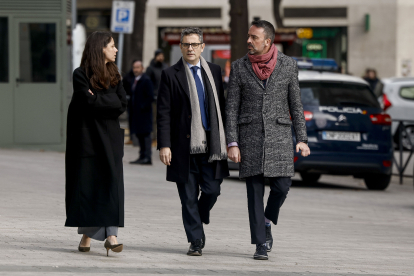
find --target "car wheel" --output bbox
[394,125,414,151]
[300,172,321,183]
[364,174,391,190]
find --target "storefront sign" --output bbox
[302,40,327,58]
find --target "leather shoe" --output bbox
[265,224,273,252]
[130,158,152,165]
[254,243,268,260]
[187,239,202,256]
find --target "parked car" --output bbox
[294,70,393,190]
[381,77,414,150]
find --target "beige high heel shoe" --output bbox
[78,237,90,252]
[104,240,123,256]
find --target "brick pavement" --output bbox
[0,146,413,276]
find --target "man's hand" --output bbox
[160,147,172,166]
[227,146,241,163]
[296,142,310,157]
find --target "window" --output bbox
[0,17,8,82]
[19,23,56,83]
[300,82,380,108]
[400,86,414,100]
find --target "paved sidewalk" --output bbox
[0,146,413,275]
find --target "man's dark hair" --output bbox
[131,59,142,65]
[251,20,276,44]
[180,27,203,43]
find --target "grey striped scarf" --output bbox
[183,56,227,162]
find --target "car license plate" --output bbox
[322,131,361,142]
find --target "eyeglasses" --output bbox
[181,43,203,49]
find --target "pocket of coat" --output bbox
[77,128,96,157]
[277,118,292,125]
[238,115,252,125]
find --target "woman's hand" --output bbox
[88,89,94,95]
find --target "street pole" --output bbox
[71,0,77,30]
[117,33,124,71]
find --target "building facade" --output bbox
[76,0,414,79]
[0,0,69,150]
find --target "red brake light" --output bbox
[370,113,392,126]
[383,94,392,111]
[304,111,313,121]
[382,160,392,167]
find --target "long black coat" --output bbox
[157,58,229,183]
[122,71,154,134]
[65,67,127,227]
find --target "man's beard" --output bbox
[247,42,265,55]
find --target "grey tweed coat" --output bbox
[225,52,307,178]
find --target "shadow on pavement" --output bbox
[226,176,366,191]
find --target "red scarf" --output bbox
[248,44,278,80]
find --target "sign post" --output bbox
[111,0,135,70]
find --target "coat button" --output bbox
[187,134,190,138]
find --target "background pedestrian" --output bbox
[363,68,384,98]
[123,60,154,165]
[146,49,168,142]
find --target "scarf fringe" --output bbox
[208,153,228,163]
[190,146,208,154]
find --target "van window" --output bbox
[299,82,380,108]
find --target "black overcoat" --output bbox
[157,58,229,183]
[122,71,154,134]
[65,67,127,227]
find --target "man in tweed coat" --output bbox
[226,20,310,260]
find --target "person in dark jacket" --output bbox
[123,60,154,164]
[157,28,229,256]
[363,68,384,98]
[65,31,127,256]
[146,49,168,98]
[146,49,168,141]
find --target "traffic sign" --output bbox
[111,1,135,34]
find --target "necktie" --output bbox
[131,78,138,92]
[190,66,210,131]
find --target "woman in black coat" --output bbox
[65,31,127,256]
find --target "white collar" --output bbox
[186,60,201,69]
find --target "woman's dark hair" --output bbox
[80,31,121,90]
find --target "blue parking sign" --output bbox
[111,1,135,34]
[116,9,129,23]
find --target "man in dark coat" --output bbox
[65,67,127,228]
[146,49,168,141]
[226,20,310,260]
[123,60,154,165]
[157,27,229,256]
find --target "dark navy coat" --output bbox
[122,71,154,134]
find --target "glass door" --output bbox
[13,18,61,144]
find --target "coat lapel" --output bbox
[266,51,284,86]
[243,56,265,89]
[174,58,190,100]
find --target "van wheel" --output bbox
[300,172,321,183]
[364,174,391,190]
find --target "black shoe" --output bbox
[253,244,268,260]
[187,239,202,256]
[265,224,273,252]
[130,158,152,165]
[201,231,205,249]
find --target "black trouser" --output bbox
[136,133,152,160]
[176,153,222,243]
[246,174,291,244]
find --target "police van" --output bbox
[294,59,393,190]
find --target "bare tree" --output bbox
[273,0,284,29]
[229,0,249,62]
[122,0,147,73]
